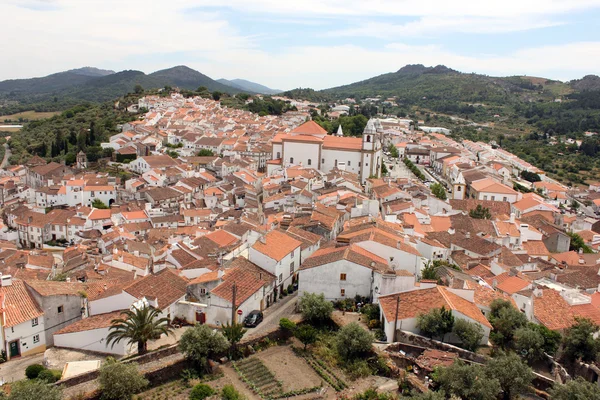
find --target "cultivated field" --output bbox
[1,110,60,121]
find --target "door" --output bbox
[195,311,206,324]
[9,341,20,358]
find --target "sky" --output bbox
[2,0,600,90]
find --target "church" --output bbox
[269,118,383,183]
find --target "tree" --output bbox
[212,91,223,101]
[92,199,109,209]
[550,377,600,400]
[486,353,534,400]
[190,383,215,400]
[295,325,318,350]
[7,380,62,400]
[381,162,388,176]
[488,299,528,348]
[179,324,229,371]
[433,361,501,400]
[98,358,148,400]
[25,364,45,379]
[520,170,541,182]
[221,322,246,358]
[279,318,296,332]
[514,326,545,361]
[561,317,600,363]
[568,232,593,253]
[336,322,373,360]
[469,205,492,219]
[299,293,333,324]
[221,384,243,400]
[452,319,484,352]
[134,84,144,94]
[416,307,454,341]
[197,149,214,156]
[388,144,399,158]
[421,261,438,280]
[528,323,561,356]
[106,306,173,355]
[430,183,447,200]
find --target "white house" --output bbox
[249,230,301,294]
[379,286,492,344]
[0,278,47,360]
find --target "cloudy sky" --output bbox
[2,0,600,90]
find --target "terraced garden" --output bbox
[232,358,284,398]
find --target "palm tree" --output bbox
[106,306,174,355]
[221,322,246,359]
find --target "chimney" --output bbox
[0,274,12,287]
[218,269,225,279]
[509,212,515,224]
[259,235,267,245]
[533,287,543,298]
[465,232,470,239]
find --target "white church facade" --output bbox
[270,119,383,183]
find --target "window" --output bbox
[279,274,282,283]
[308,159,311,166]
[483,195,488,200]
[290,262,295,274]
[291,250,294,258]
[322,158,325,164]
[57,305,64,314]
[32,318,38,327]
[366,135,371,142]
[200,288,207,295]
[491,196,495,201]
[457,186,462,191]
[290,157,294,164]
[277,152,281,159]
[335,160,338,167]
[340,288,346,297]
[359,162,361,167]
[340,273,347,281]
[347,161,351,166]
[503,197,508,201]
[33,334,39,344]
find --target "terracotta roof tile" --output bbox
[251,230,302,262]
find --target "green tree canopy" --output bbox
[416,306,454,341]
[452,319,484,352]
[92,198,109,209]
[221,322,246,359]
[430,183,447,200]
[299,293,333,324]
[179,324,229,370]
[488,299,528,348]
[98,358,148,400]
[469,205,492,219]
[295,324,318,350]
[106,306,173,355]
[486,352,534,400]
[568,232,593,253]
[7,380,62,400]
[561,317,600,363]
[197,149,215,156]
[336,322,373,361]
[550,377,600,400]
[433,361,501,400]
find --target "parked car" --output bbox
[244,310,264,327]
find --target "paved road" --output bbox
[0,143,10,169]
[0,353,45,384]
[242,292,300,342]
[385,157,414,179]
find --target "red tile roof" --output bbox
[290,121,327,135]
[251,230,302,262]
[124,269,188,309]
[54,310,126,335]
[1,280,44,327]
[211,258,274,307]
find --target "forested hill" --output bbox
[0,66,241,115]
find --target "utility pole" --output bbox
[231,282,237,324]
[393,296,400,343]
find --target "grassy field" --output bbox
[1,110,60,122]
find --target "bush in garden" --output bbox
[25,364,45,380]
[98,358,148,400]
[221,384,243,400]
[190,383,215,400]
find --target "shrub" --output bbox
[299,293,333,324]
[179,324,229,371]
[25,364,45,379]
[279,318,296,332]
[190,383,215,400]
[98,358,148,400]
[346,360,372,380]
[221,384,242,400]
[295,325,318,350]
[360,304,380,322]
[8,380,62,400]
[368,319,380,329]
[452,319,484,352]
[336,322,373,361]
[37,369,62,383]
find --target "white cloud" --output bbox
[1,0,600,91]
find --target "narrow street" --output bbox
[242,292,300,342]
[0,143,11,169]
[0,353,45,384]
